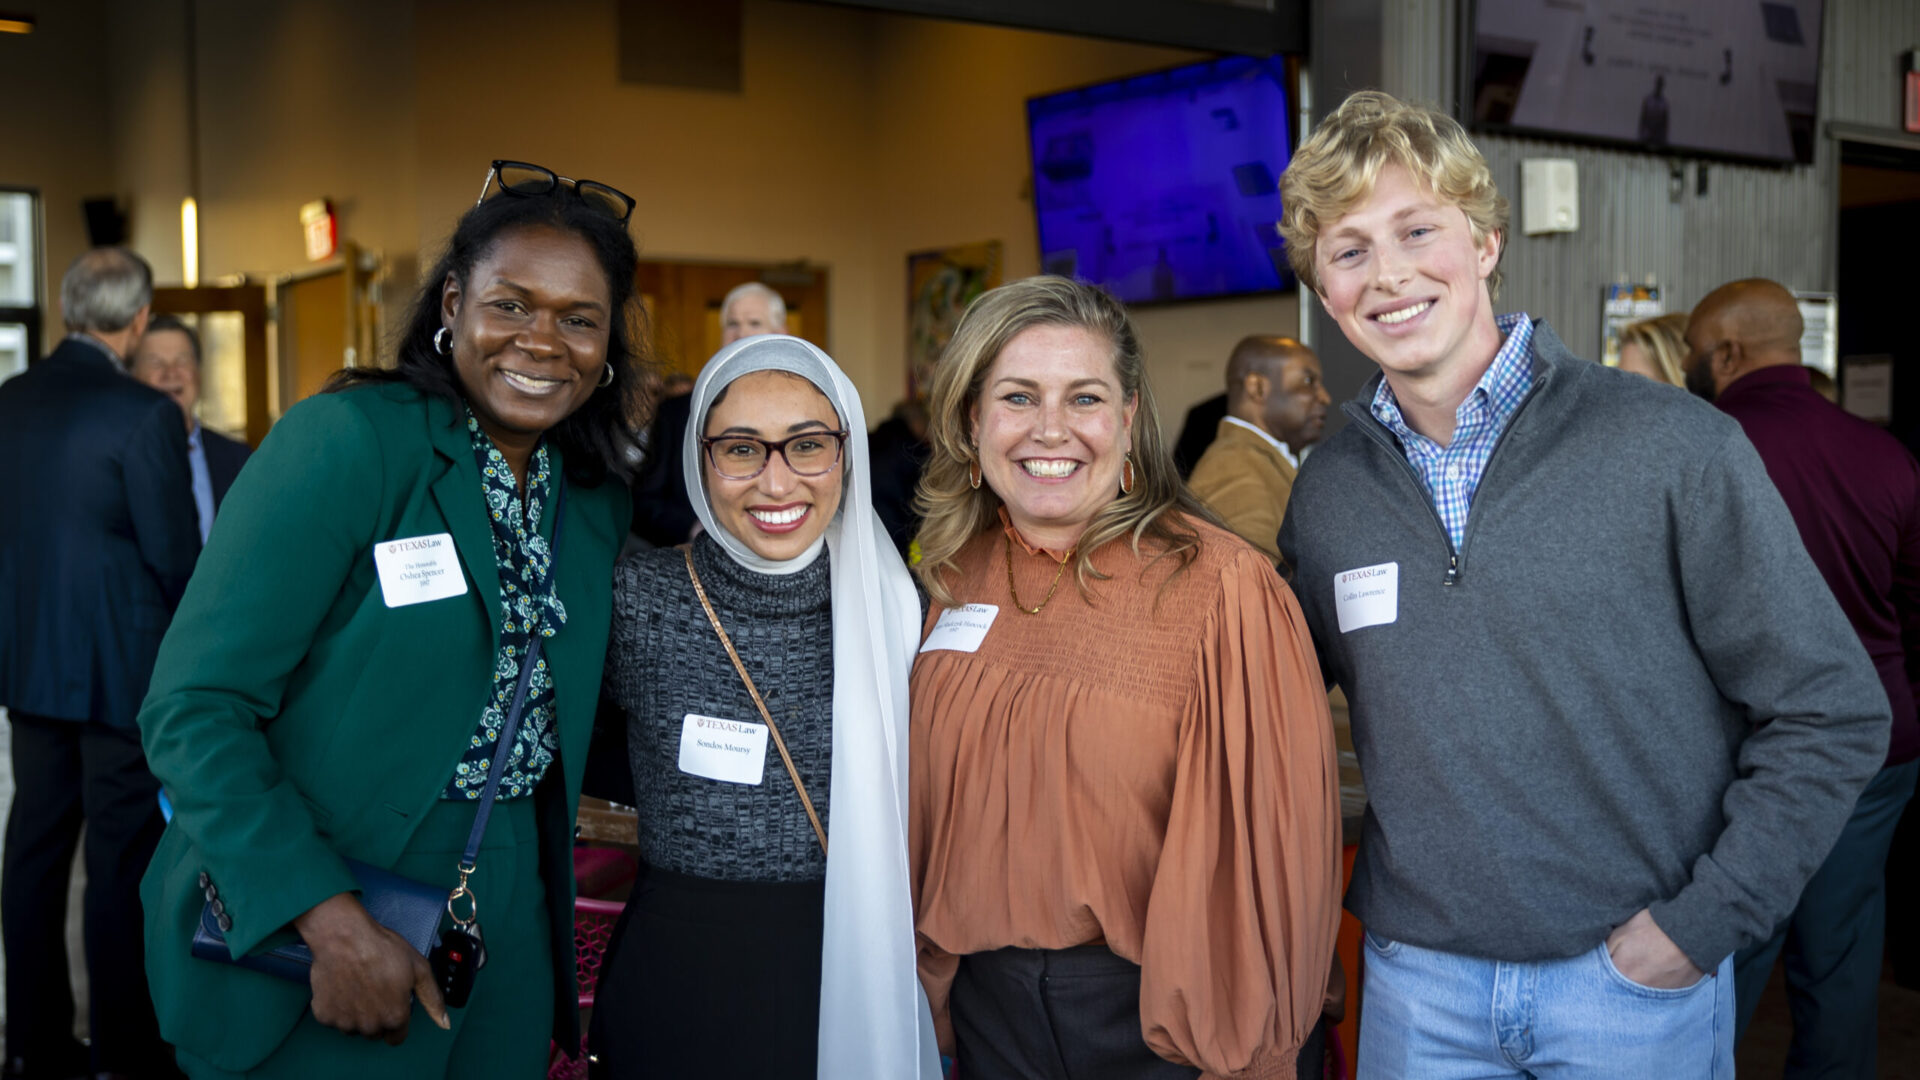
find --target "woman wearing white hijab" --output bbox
[591,335,940,1079]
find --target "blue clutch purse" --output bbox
[185,484,569,988]
[189,857,446,983]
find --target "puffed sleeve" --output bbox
[1139,549,1341,1079]
[916,939,960,1054]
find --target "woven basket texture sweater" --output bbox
[606,534,832,882]
[1278,319,1889,972]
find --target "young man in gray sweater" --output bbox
[1275,91,1889,1077]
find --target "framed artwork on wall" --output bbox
[907,240,1002,398]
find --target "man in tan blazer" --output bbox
[1187,336,1330,563]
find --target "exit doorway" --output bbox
[636,259,829,379]
[1836,138,1920,449]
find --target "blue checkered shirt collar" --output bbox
[1367,313,1536,550]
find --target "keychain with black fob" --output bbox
[431,922,486,1008]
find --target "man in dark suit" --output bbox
[0,248,199,1080]
[129,315,252,541]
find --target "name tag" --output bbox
[1335,561,1399,633]
[919,603,999,654]
[372,533,469,608]
[677,713,769,785]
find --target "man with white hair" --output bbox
[633,281,790,545]
[719,280,788,345]
[0,247,198,1079]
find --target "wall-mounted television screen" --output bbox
[1466,0,1824,165]
[1026,56,1295,306]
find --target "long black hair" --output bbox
[330,184,649,486]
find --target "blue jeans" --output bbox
[1359,932,1734,1078]
[1733,757,1919,1077]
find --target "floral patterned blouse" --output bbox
[441,409,568,801]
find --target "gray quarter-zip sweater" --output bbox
[1277,319,1889,971]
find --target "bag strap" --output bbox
[447,481,569,927]
[682,545,829,856]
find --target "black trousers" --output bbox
[1,712,174,1075]
[953,945,1328,1080]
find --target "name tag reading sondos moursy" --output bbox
[372,533,469,608]
[1334,561,1398,633]
[678,714,770,785]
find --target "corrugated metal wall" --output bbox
[1372,0,1919,360]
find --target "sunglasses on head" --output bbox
[474,160,635,224]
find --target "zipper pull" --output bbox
[1443,554,1459,586]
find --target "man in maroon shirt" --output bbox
[1687,277,1920,1076]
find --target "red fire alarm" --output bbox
[300,199,337,262]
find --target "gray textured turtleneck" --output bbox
[605,534,833,882]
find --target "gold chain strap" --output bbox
[682,546,829,856]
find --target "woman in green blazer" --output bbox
[137,163,641,1079]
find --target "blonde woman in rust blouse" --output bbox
[910,276,1341,1080]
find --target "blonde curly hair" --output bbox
[1280,90,1509,298]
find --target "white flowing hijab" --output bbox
[682,335,943,1080]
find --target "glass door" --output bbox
[0,188,43,383]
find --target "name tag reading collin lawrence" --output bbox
[372,533,468,608]
[678,713,770,785]
[1335,561,1399,633]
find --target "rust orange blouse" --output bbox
[910,512,1341,1080]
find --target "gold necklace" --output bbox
[1004,532,1074,615]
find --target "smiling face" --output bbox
[441,225,612,471]
[721,292,786,345]
[702,370,845,561]
[1315,164,1503,390]
[129,328,201,433]
[970,324,1138,551]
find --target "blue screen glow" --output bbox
[1027,56,1295,305]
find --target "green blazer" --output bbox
[137,383,629,1072]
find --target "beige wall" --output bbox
[412,0,1298,418]
[15,0,1298,422]
[192,0,421,288]
[106,0,191,282]
[103,0,420,306]
[866,15,1299,421]
[415,0,884,396]
[1,0,117,337]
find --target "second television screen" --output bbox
[1027,56,1295,306]
[1468,0,1824,164]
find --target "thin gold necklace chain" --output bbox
[1004,532,1074,615]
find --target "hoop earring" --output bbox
[1120,451,1136,496]
[597,363,615,388]
[968,459,983,490]
[433,327,452,356]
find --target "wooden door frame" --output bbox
[151,284,271,446]
[635,259,830,378]
[273,241,372,416]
